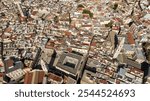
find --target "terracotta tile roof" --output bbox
[5,27,12,33]
[0,33,2,37]
[0,63,3,67]
[99,79,108,84]
[48,73,63,83]
[24,70,45,84]
[116,79,120,84]
[19,15,26,22]
[82,25,92,27]
[28,17,34,21]
[38,71,45,83]
[0,73,3,77]
[64,31,71,36]
[28,33,36,37]
[67,48,72,52]
[113,18,121,22]
[24,71,33,84]
[5,59,14,68]
[130,67,143,74]
[10,35,17,40]
[112,26,119,30]
[91,42,96,46]
[45,40,55,49]
[31,11,38,16]
[127,32,135,45]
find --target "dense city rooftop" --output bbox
[0,0,150,84]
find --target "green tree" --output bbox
[113,3,118,10]
[75,0,80,2]
[82,9,93,18]
[77,4,84,8]
[105,21,114,28]
[54,16,59,23]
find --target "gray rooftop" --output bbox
[56,52,84,76]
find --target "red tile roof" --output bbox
[99,79,108,84]
[0,73,3,77]
[116,79,120,84]
[82,25,92,27]
[127,32,135,45]
[67,48,72,52]
[45,40,55,49]
[48,73,63,83]
[5,27,12,33]
[112,26,119,30]
[24,72,33,84]
[130,67,143,74]
[91,42,96,46]
[64,31,71,36]
[5,59,14,68]
[31,11,38,16]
